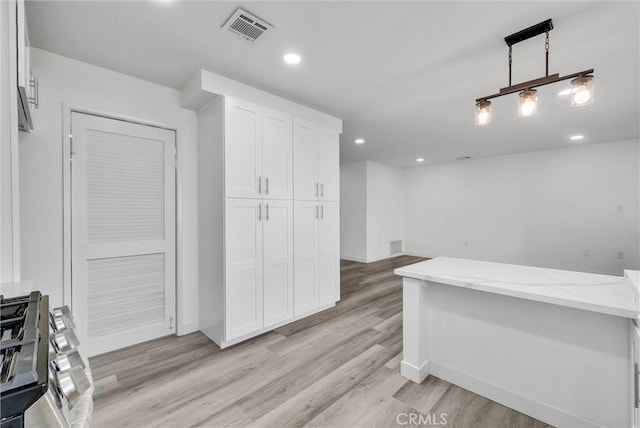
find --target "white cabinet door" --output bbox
[294,201,318,316]
[263,200,294,327]
[318,202,340,306]
[225,198,263,340]
[262,109,293,200]
[318,128,340,202]
[293,119,318,201]
[225,97,262,199]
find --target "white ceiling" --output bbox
[26,1,639,167]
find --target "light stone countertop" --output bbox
[395,257,639,319]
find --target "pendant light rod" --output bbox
[475,68,594,102]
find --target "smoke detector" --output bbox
[222,8,273,42]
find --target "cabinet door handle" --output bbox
[321,205,324,219]
[258,177,262,194]
[258,203,262,221]
[316,205,319,219]
[265,177,269,195]
[266,204,269,221]
[320,183,324,197]
[315,182,319,197]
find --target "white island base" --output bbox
[395,257,640,428]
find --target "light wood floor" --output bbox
[90,255,551,428]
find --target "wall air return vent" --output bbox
[389,240,403,255]
[222,8,273,42]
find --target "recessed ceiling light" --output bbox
[283,53,301,64]
[569,135,584,141]
[354,138,365,144]
[416,158,425,163]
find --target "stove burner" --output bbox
[0,292,50,426]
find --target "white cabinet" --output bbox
[293,120,340,201]
[13,0,37,132]
[224,198,263,340]
[294,201,318,316]
[225,98,293,200]
[198,95,340,349]
[225,98,262,198]
[263,109,293,200]
[294,201,340,316]
[263,200,294,327]
[293,119,318,201]
[224,198,294,340]
[317,129,340,201]
[318,202,340,305]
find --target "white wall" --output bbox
[340,160,404,263]
[19,48,199,334]
[340,161,367,261]
[404,140,640,275]
[366,161,404,262]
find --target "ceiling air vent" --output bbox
[222,8,273,42]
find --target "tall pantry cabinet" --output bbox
[198,95,340,348]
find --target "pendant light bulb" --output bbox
[570,75,594,107]
[518,89,538,117]
[475,100,492,126]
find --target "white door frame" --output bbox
[61,103,183,335]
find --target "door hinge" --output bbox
[169,316,174,330]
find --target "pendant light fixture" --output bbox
[475,99,492,125]
[571,74,594,106]
[518,89,538,117]
[475,19,594,125]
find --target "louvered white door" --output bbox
[71,113,176,357]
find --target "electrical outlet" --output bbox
[464,241,469,247]
[583,249,590,257]
[617,251,625,259]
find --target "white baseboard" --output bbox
[340,254,368,263]
[366,253,406,263]
[220,302,336,348]
[341,253,407,264]
[429,362,600,428]
[401,360,430,383]
[177,320,199,336]
[402,251,438,260]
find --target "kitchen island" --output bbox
[395,257,639,428]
